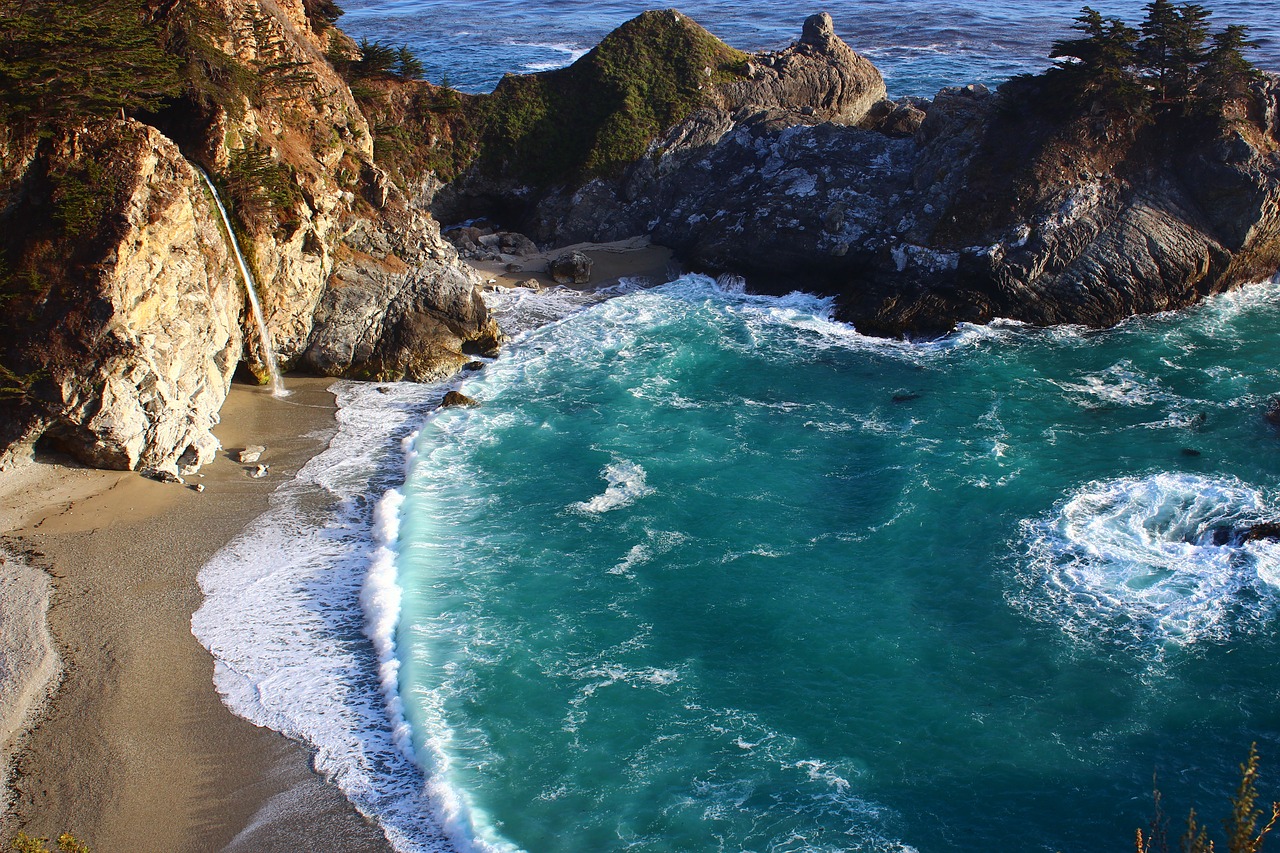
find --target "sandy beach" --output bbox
[465,235,678,292]
[0,377,390,853]
[0,239,675,852]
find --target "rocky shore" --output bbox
[437,12,1280,337]
[2,3,1280,850]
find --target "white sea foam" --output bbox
[571,460,654,514]
[193,380,474,853]
[1014,473,1280,654]
[507,41,589,73]
[1056,361,1173,409]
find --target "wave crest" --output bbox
[1014,473,1280,653]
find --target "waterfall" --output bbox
[197,168,288,397]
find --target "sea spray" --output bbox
[197,167,288,397]
[193,381,454,853]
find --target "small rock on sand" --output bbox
[237,445,265,464]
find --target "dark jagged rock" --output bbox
[550,251,594,284]
[440,390,480,408]
[1266,397,1280,428]
[432,13,1280,340]
[1243,522,1280,543]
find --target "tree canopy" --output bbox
[1041,1,1261,119]
[0,0,183,124]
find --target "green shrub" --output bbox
[476,10,749,186]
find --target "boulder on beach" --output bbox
[237,445,265,464]
[550,252,593,284]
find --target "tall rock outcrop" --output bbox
[0,0,499,473]
[432,12,886,243]
[0,120,243,473]
[429,10,1280,337]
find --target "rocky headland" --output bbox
[437,11,1280,337]
[2,5,1278,474]
[2,1,1279,849]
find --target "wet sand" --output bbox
[465,235,679,291]
[0,377,390,853]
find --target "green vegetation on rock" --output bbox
[329,10,752,194]
[0,0,182,124]
[478,9,749,184]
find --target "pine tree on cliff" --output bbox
[1048,7,1146,112]
[1197,25,1262,114]
[1166,3,1212,106]
[396,46,426,81]
[1140,0,1182,100]
[1139,1,1212,109]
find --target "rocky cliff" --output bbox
[639,74,1280,335]
[0,0,499,475]
[432,12,1280,338]
[433,12,887,243]
[3,5,1278,473]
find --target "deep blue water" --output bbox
[336,0,1280,98]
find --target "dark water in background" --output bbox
[335,0,1280,98]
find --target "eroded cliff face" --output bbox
[0,0,499,474]
[434,8,1280,337]
[628,75,1280,335]
[0,120,242,474]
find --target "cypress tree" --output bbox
[1166,3,1212,104]
[1197,24,1262,113]
[354,38,397,78]
[1048,7,1145,112]
[1140,0,1181,100]
[396,46,426,81]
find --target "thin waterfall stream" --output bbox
[197,167,288,397]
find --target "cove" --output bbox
[391,276,1280,853]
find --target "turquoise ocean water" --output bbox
[392,277,1280,852]
[193,3,1280,851]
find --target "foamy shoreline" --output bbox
[0,240,678,852]
[0,377,390,852]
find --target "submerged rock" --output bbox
[1266,397,1280,428]
[441,390,480,408]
